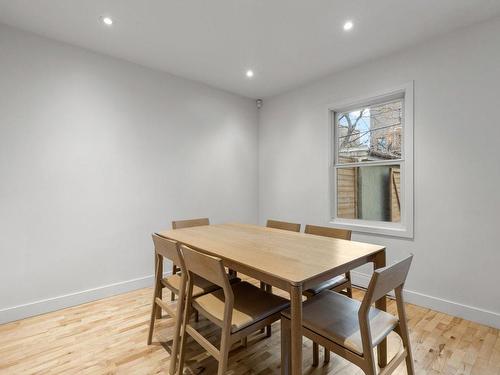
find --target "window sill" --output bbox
[329,218,413,239]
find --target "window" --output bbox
[329,83,413,238]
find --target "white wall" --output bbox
[0,24,258,323]
[259,18,500,328]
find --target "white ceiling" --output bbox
[1,1,500,98]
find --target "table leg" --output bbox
[281,317,291,375]
[374,250,387,368]
[290,284,303,375]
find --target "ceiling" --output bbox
[1,1,499,99]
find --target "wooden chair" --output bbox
[177,245,290,375]
[260,219,301,336]
[170,218,210,300]
[303,224,353,365]
[148,234,240,373]
[266,219,301,232]
[164,218,239,323]
[172,217,238,282]
[281,255,414,375]
[147,235,192,375]
[172,217,210,230]
[303,224,352,298]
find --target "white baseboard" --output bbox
[350,271,500,329]
[0,272,170,325]
[3,271,499,330]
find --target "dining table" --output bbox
[157,222,387,375]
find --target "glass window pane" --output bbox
[337,165,401,222]
[337,99,403,163]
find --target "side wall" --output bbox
[0,24,259,323]
[259,18,500,328]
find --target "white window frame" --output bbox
[328,82,414,238]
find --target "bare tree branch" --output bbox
[340,109,365,148]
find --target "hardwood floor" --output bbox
[1,282,499,375]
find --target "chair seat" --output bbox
[193,281,290,333]
[303,275,349,297]
[282,290,398,355]
[163,273,239,298]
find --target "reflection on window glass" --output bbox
[337,99,403,163]
[337,165,401,222]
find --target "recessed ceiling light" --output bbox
[343,20,353,31]
[246,70,254,78]
[101,16,113,26]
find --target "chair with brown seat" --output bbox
[266,219,301,232]
[261,219,301,336]
[303,224,353,364]
[303,224,353,298]
[147,235,192,374]
[153,218,206,320]
[172,218,239,275]
[177,245,290,375]
[281,255,414,375]
[172,217,210,230]
[264,220,301,293]
[165,218,239,325]
[169,218,210,300]
[148,234,239,373]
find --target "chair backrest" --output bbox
[304,224,351,240]
[172,218,210,229]
[266,219,301,232]
[180,245,232,293]
[357,254,413,354]
[362,255,413,308]
[152,234,183,267]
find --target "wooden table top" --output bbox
[157,223,384,286]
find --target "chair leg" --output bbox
[281,318,291,375]
[361,348,377,375]
[312,342,319,367]
[168,283,186,375]
[324,347,330,363]
[346,285,353,298]
[155,256,163,319]
[177,299,192,375]
[194,308,199,322]
[404,347,415,375]
[403,337,415,375]
[266,283,274,338]
[241,337,248,348]
[395,287,415,375]
[156,292,163,319]
[171,264,178,302]
[218,322,231,375]
[148,254,162,345]
[345,271,353,298]
[264,284,272,337]
[147,302,157,345]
